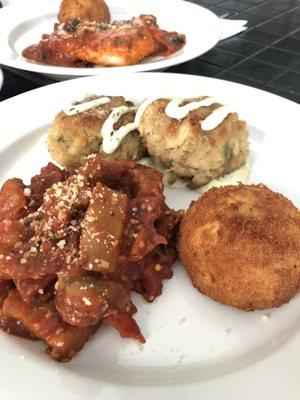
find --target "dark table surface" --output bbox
[0,0,300,103]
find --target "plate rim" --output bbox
[0,68,3,92]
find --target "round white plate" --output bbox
[0,68,3,91]
[0,0,220,80]
[0,73,299,400]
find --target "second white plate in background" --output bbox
[0,0,220,80]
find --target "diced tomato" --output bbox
[0,280,14,305]
[0,242,66,280]
[0,179,26,222]
[3,290,100,361]
[0,156,181,359]
[0,220,27,253]
[55,274,135,327]
[41,174,91,233]
[80,183,129,274]
[130,164,163,197]
[106,314,145,343]
[14,276,55,306]
[29,162,67,208]
[79,156,135,192]
[0,309,37,340]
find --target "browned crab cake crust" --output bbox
[178,184,300,310]
[138,97,249,188]
[47,96,146,167]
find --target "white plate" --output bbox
[0,68,3,91]
[0,0,220,80]
[0,73,300,400]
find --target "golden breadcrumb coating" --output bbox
[179,184,300,310]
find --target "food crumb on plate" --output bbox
[177,317,186,326]
[261,313,270,322]
[223,328,231,337]
[139,344,144,352]
[171,355,186,370]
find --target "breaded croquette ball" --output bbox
[138,97,249,188]
[179,184,300,310]
[58,0,110,24]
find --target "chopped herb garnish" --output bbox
[98,23,109,31]
[171,37,185,45]
[64,18,81,33]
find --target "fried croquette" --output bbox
[58,0,110,24]
[138,98,249,188]
[178,184,300,310]
[47,96,146,167]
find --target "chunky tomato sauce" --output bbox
[0,156,181,361]
[22,17,186,68]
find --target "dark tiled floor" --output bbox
[263,0,297,11]
[221,0,250,11]
[274,37,300,53]
[239,0,266,4]
[275,11,300,25]
[218,37,265,56]
[290,30,300,39]
[253,47,299,67]
[246,5,282,17]
[182,0,300,103]
[292,61,300,72]
[169,59,222,76]
[0,73,38,101]
[216,70,262,87]
[258,20,296,35]
[229,12,266,24]
[269,70,300,93]
[1,0,300,103]
[240,29,281,45]
[197,48,244,68]
[230,58,282,83]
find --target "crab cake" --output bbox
[178,184,300,311]
[58,0,110,24]
[47,96,146,167]
[138,97,249,188]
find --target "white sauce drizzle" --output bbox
[165,97,233,131]
[134,97,166,126]
[201,105,234,131]
[63,97,111,116]
[165,97,217,120]
[199,159,251,193]
[101,106,137,154]
[61,93,235,156]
